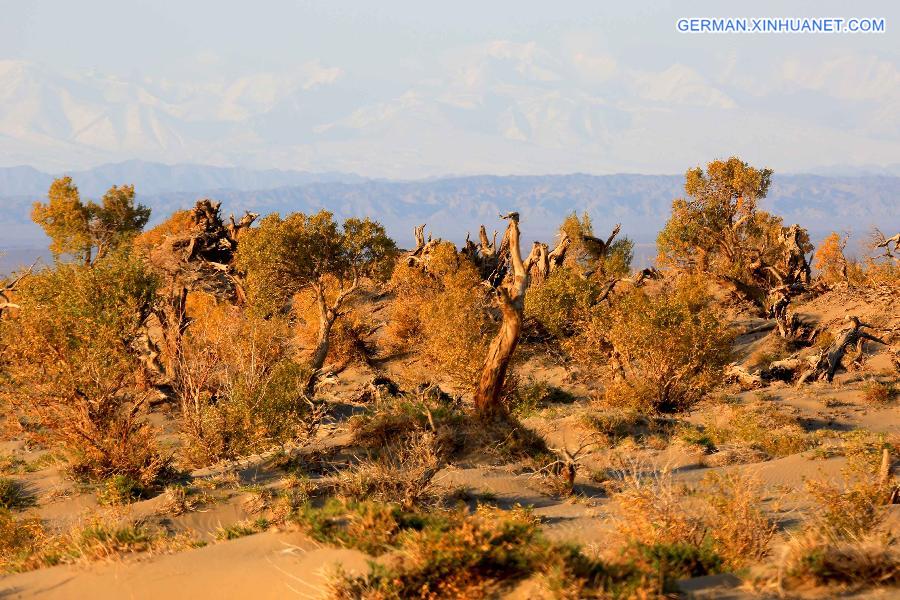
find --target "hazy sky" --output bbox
[2,1,899,176]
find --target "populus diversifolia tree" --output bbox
[31,177,151,266]
[236,211,397,391]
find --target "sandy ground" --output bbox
[1,531,371,600]
[1,286,898,599]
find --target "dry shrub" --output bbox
[861,379,898,405]
[387,243,491,388]
[609,467,776,585]
[611,468,707,552]
[805,478,889,540]
[0,510,57,573]
[702,472,777,568]
[778,458,898,592]
[590,277,733,413]
[702,402,813,460]
[176,294,321,467]
[0,253,168,485]
[862,246,900,287]
[325,434,443,508]
[780,531,899,589]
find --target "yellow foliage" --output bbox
[386,243,491,389]
[134,209,194,252]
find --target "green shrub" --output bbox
[96,475,145,506]
[525,266,597,338]
[588,278,733,413]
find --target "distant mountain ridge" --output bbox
[0,160,364,197]
[2,162,898,273]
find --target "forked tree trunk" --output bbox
[304,277,357,395]
[473,214,538,416]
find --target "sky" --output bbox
[1,0,899,177]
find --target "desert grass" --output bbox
[779,531,899,590]
[214,518,270,541]
[0,511,204,573]
[349,389,551,465]
[606,465,777,588]
[327,505,651,600]
[96,474,148,505]
[0,478,36,511]
[156,483,213,516]
[323,434,443,508]
[698,401,815,463]
[861,379,898,405]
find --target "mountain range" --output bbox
[4,57,900,180]
[2,161,898,274]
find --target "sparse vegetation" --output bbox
[0,478,35,511]
[861,379,898,405]
[2,166,898,599]
[175,294,322,467]
[700,401,815,461]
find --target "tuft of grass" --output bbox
[324,434,443,508]
[349,394,465,456]
[586,410,676,447]
[861,379,898,406]
[1,511,204,574]
[295,498,447,556]
[0,452,61,476]
[157,484,212,516]
[73,520,155,560]
[350,392,550,465]
[701,402,814,461]
[503,378,575,417]
[96,474,146,505]
[841,430,898,477]
[214,518,269,541]
[780,531,899,590]
[0,478,36,511]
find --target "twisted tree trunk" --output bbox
[304,276,357,395]
[473,213,538,416]
[798,316,887,383]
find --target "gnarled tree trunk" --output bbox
[304,276,358,395]
[473,213,540,416]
